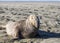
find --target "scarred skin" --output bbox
[6,15,40,39]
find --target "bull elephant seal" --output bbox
[6,15,40,39]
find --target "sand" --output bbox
[0,2,60,43]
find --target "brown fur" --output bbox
[6,15,40,39]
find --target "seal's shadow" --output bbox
[35,30,60,39]
[10,30,60,42]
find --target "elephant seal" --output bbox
[6,15,40,39]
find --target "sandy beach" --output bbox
[0,2,60,43]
